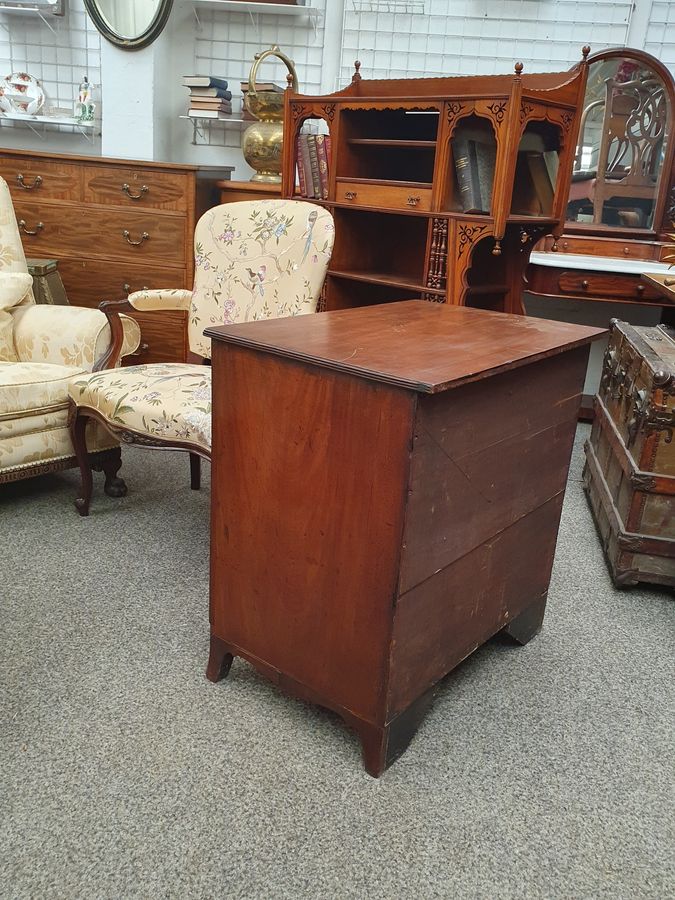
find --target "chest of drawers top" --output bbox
[0,149,234,212]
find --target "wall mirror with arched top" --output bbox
[566,48,674,234]
[84,0,173,50]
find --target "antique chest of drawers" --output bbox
[0,149,233,364]
[206,301,602,776]
[584,319,675,587]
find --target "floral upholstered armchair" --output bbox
[0,177,141,492]
[67,199,335,515]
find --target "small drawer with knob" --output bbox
[557,271,664,303]
[83,166,189,212]
[0,156,81,200]
[336,179,432,212]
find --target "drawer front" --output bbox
[57,258,188,309]
[0,156,81,201]
[83,166,190,212]
[14,200,187,266]
[555,236,655,260]
[336,180,432,212]
[557,270,663,302]
[123,310,188,365]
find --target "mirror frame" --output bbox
[83,0,173,51]
[565,47,675,241]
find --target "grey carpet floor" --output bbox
[1,425,674,900]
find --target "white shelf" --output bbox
[0,112,97,140]
[180,114,249,146]
[193,0,321,18]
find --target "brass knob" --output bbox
[407,196,420,206]
[581,280,589,289]
[623,247,630,255]
[18,219,44,236]
[636,284,645,294]
[16,173,42,190]
[344,191,357,200]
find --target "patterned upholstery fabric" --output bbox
[68,364,212,455]
[12,305,140,368]
[0,176,141,481]
[0,362,115,473]
[68,200,335,456]
[188,200,334,359]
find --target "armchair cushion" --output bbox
[0,272,33,362]
[68,364,212,453]
[0,361,115,474]
[12,305,141,369]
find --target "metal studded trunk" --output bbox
[583,320,675,588]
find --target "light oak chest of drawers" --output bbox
[0,149,233,364]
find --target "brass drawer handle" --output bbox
[122,183,149,200]
[407,196,421,206]
[124,283,149,294]
[18,219,44,236]
[123,230,150,246]
[16,173,42,190]
[344,191,357,200]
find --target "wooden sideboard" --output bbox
[0,149,233,364]
[206,300,603,776]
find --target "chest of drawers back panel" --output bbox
[1,149,233,364]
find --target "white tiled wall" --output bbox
[0,0,671,162]
[0,0,101,151]
[339,0,634,83]
[645,1,675,75]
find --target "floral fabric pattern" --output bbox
[0,418,115,474]
[0,360,87,418]
[69,364,212,454]
[188,200,334,358]
[12,306,140,369]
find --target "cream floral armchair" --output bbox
[0,177,141,493]
[68,199,335,515]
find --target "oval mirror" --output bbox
[84,0,173,51]
[567,50,672,231]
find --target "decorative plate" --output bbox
[0,72,45,116]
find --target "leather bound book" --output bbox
[299,134,314,199]
[315,134,329,200]
[296,135,308,198]
[306,134,322,200]
[453,135,481,213]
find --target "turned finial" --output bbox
[492,239,502,257]
[514,61,524,78]
[352,60,362,83]
[582,45,591,60]
[286,72,294,89]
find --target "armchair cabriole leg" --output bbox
[99,448,127,498]
[190,453,201,490]
[68,402,93,517]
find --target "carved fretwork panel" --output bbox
[426,218,449,294]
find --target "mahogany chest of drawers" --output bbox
[0,149,233,364]
[206,301,603,776]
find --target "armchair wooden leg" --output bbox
[68,402,93,517]
[190,453,201,490]
[94,447,128,498]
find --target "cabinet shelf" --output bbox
[346,139,437,149]
[329,269,443,295]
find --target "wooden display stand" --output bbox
[281,55,590,315]
[206,301,603,776]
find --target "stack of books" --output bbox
[183,75,233,119]
[240,80,283,120]
[296,132,331,200]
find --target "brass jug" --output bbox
[242,45,298,184]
